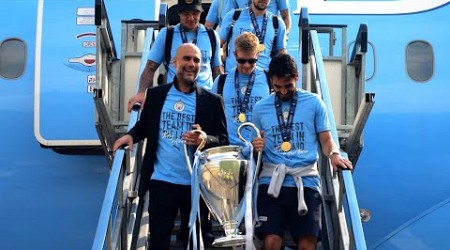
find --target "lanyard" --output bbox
[249,8,268,46]
[275,91,298,143]
[180,25,199,45]
[234,70,256,121]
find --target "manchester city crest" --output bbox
[174,100,185,112]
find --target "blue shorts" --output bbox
[255,184,322,242]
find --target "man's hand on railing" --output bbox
[329,152,353,171]
[127,92,145,113]
[113,134,134,154]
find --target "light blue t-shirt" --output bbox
[152,85,196,185]
[211,66,270,147]
[219,8,287,73]
[252,89,331,191]
[147,24,221,89]
[224,0,290,16]
[223,0,247,14]
[205,0,231,27]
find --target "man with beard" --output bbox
[251,54,353,250]
[113,44,229,249]
[218,0,287,73]
[218,0,291,35]
[127,0,223,112]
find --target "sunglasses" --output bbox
[236,58,258,64]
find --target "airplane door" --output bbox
[34,0,99,147]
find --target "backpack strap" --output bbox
[205,26,217,70]
[217,73,228,96]
[224,9,242,58]
[271,15,279,57]
[164,26,174,71]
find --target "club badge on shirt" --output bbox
[174,100,185,112]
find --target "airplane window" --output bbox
[406,40,433,82]
[0,39,26,79]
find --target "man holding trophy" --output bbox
[251,54,353,250]
[189,31,270,248]
[113,43,228,249]
[212,31,271,149]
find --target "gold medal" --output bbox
[238,113,246,123]
[258,43,265,52]
[281,141,292,152]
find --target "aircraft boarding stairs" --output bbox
[92,1,373,249]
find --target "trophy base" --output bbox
[212,235,246,247]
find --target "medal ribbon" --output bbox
[180,25,199,45]
[188,151,205,250]
[249,8,268,47]
[234,70,256,119]
[275,91,298,143]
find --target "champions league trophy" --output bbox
[185,122,261,248]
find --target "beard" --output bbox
[184,78,196,86]
[181,74,196,86]
[253,1,268,11]
[276,90,294,101]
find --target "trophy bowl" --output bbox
[198,146,249,247]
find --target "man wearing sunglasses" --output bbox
[212,32,271,148]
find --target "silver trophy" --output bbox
[185,122,261,247]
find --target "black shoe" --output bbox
[203,232,215,247]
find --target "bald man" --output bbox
[114,44,229,249]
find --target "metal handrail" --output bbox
[95,0,117,59]
[310,29,367,249]
[92,25,156,250]
[349,24,368,64]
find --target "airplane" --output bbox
[295,1,450,249]
[0,0,161,249]
[1,0,449,250]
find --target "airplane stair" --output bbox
[298,8,374,250]
[91,1,373,249]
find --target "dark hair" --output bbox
[268,54,298,78]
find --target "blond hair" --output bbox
[234,32,259,54]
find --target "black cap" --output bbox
[177,0,203,13]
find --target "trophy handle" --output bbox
[237,122,261,142]
[237,122,262,184]
[184,129,207,174]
